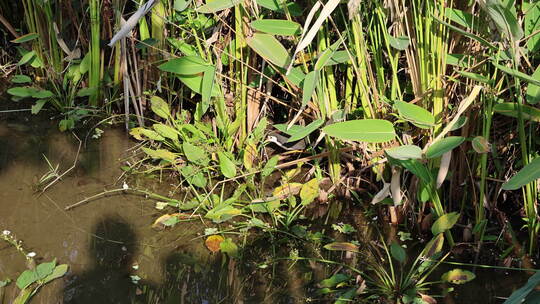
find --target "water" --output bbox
[0,99,533,303]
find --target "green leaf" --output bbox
[197,0,243,13]
[314,40,341,70]
[261,155,279,177]
[323,119,396,143]
[446,54,475,68]
[205,204,242,223]
[456,70,494,85]
[431,212,460,235]
[493,62,540,86]
[471,136,490,154]
[524,2,540,54]
[220,238,239,257]
[256,0,302,16]
[16,270,39,290]
[526,65,540,104]
[7,87,39,98]
[481,0,523,40]
[201,66,215,104]
[441,268,476,284]
[31,100,47,114]
[385,145,422,160]
[42,264,69,284]
[251,19,301,36]
[158,56,209,75]
[180,165,207,188]
[11,75,32,84]
[176,74,222,96]
[390,241,407,264]
[323,242,359,253]
[445,8,478,31]
[18,51,36,66]
[32,90,54,99]
[150,96,170,119]
[502,158,540,190]
[320,273,350,288]
[153,123,179,141]
[12,33,39,43]
[287,119,324,143]
[494,102,540,122]
[246,33,292,68]
[301,70,319,107]
[426,136,465,159]
[421,233,445,258]
[183,142,209,166]
[218,152,237,178]
[273,123,305,136]
[77,87,98,97]
[394,101,435,129]
[504,271,540,304]
[324,50,353,66]
[389,35,410,50]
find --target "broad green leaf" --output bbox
[256,0,302,16]
[158,56,209,75]
[150,96,170,119]
[388,158,433,184]
[287,119,324,143]
[323,119,396,143]
[493,62,540,86]
[246,33,292,68]
[301,70,319,107]
[167,38,198,56]
[220,238,239,257]
[524,2,540,54]
[77,87,98,97]
[35,260,56,281]
[426,136,465,159]
[300,178,319,206]
[394,101,435,128]
[481,0,523,40]
[16,270,39,290]
[174,0,189,11]
[324,50,353,66]
[526,65,540,104]
[320,273,350,288]
[183,142,209,166]
[205,204,242,223]
[273,123,304,136]
[42,264,69,284]
[251,19,301,36]
[32,90,54,99]
[445,8,478,31]
[18,51,36,66]
[180,165,207,188]
[441,269,476,284]
[502,157,540,190]
[431,212,460,235]
[11,75,32,84]
[218,152,236,178]
[31,100,47,114]
[201,66,216,104]
[261,155,279,177]
[390,242,407,264]
[494,102,540,122]
[389,35,410,50]
[314,39,341,70]
[385,145,422,160]
[153,123,179,141]
[197,0,243,13]
[176,74,222,96]
[142,147,177,162]
[12,33,39,43]
[323,242,359,253]
[7,87,39,98]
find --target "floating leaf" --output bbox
[150,96,170,119]
[218,152,236,178]
[385,145,422,160]
[251,19,301,35]
[246,33,292,68]
[205,235,225,252]
[431,212,460,235]
[441,269,476,284]
[389,35,410,50]
[502,157,540,190]
[390,241,407,264]
[300,178,319,206]
[426,136,465,159]
[394,101,435,129]
[323,119,396,143]
[323,242,359,253]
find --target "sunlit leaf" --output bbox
[251,19,301,36]
[502,157,540,190]
[494,102,540,122]
[218,152,236,178]
[323,119,396,143]
[389,35,410,50]
[197,0,243,13]
[12,33,39,43]
[158,56,209,75]
[394,101,435,129]
[441,268,476,284]
[300,178,319,206]
[385,145,423,160]
[323,242,359,253]
[150,96,170,119]
[205,235,225,252]
[220,238,239,257]
[431,212,460,235]
[426,136,465,159]
[246,33,292,68]
[301,70,319,107]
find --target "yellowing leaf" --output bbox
[441,269,476,284]
[273,183,302,199]
[323,242,359,252]
[205,235,224,253]
[300,178,319,206]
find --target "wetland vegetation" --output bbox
[1,0,540,303]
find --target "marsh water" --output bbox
[0,99,532,303]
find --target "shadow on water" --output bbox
[63,215,146,304]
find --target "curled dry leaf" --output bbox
[152,213,193,230]
[205,235,225,253]
[436,151,452,189]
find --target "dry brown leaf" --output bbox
[205,235,225,253]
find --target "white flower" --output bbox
[122,182,129,190]
[26,252,36,258]
[2,230,10,236]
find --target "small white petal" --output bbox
[123,182,129,190]
[2,230,11,236]
[27,252,36,258]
